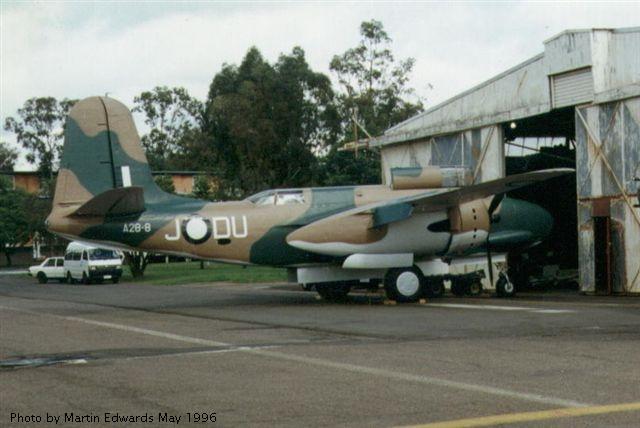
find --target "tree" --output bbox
[0,142,18,171]
[4,97,76,179]
[203,46,340,198]
[0,179,34,266]
[192,175,215,200]
[124,251,150,279]
[133,87,203,171]
[154,174,176,193]
[323,20,424,185]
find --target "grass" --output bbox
[126,261,287,285]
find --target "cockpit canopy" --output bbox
[247,189,306,206]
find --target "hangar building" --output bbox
[371,27,640,294]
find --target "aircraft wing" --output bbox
[390,168,572,213]
[322,168,572,228]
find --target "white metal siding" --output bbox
[552,68,594,108]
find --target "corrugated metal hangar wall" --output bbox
[373,28,640,294]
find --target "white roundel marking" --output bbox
[396,271,420,297]
[185,217,208,241]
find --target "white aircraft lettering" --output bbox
[164,215,249,242]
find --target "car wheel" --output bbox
[81,272,90,285]
[384,267,424,303]
[315,282,350,302]
[36,272,48,284]
[496,274,516,297]
[111,277,120,284]
[424,277,445,298]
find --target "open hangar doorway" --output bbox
[501,107,579,292]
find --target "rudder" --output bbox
[53,96,164,209]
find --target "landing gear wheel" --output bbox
[81,272,90,285]
[450,279,466,297]
[66,272,76,284]
[37,272,48,284]
[496,274,516,298]
[384,267,424,303]
[424,277,445,298]
[315,282,351,302]
[466,280,483,297]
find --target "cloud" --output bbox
[2,1,639,169]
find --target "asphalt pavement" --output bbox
[1,274,640,427]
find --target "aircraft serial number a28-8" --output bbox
[47,97,571,302]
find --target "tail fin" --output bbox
[53,96,165,210]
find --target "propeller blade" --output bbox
[488,193,505,217]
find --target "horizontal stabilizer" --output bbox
[72,186,145,217]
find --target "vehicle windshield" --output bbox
[89,249,118,260]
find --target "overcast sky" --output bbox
[1,1,639,170]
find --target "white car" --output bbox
[28,257,65,283]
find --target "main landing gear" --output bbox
[382,267,446,302]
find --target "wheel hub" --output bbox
[396,271,420,296]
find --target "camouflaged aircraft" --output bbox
[47,96,572,302]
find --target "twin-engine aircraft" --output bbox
[47,97,571,302]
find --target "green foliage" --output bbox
[0,184,38,266]
[133,86,204,171]
[192,175,215,200]
[3,97,77,178]
[154,174,176,193]
[0,142,18,171]
[330,20,423,137]
[322,20,424,185]
[203,46,340,198]
[318,147,381,186]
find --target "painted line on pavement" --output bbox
[400,401,640,428]
[428,303,575,314]
[0,303,589,409]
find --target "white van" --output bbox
[64,242,123,284]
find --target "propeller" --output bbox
[485,193,505,286]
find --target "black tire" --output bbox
[112,277,120,284]
[466,279,483,297]
[315,282,351,302]
[496,274,516,297]
[450,279,466,297]
[384,267,424,303]
[36,272,48,284]
[81,272,90,285]
[424,277,445,298]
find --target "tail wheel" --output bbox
[36,272,48,284]
[496,274,516,297]
[424,277,445,298]
[384,267,424,303]
[315,282,351,302]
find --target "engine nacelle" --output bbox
[445,199,490,256]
